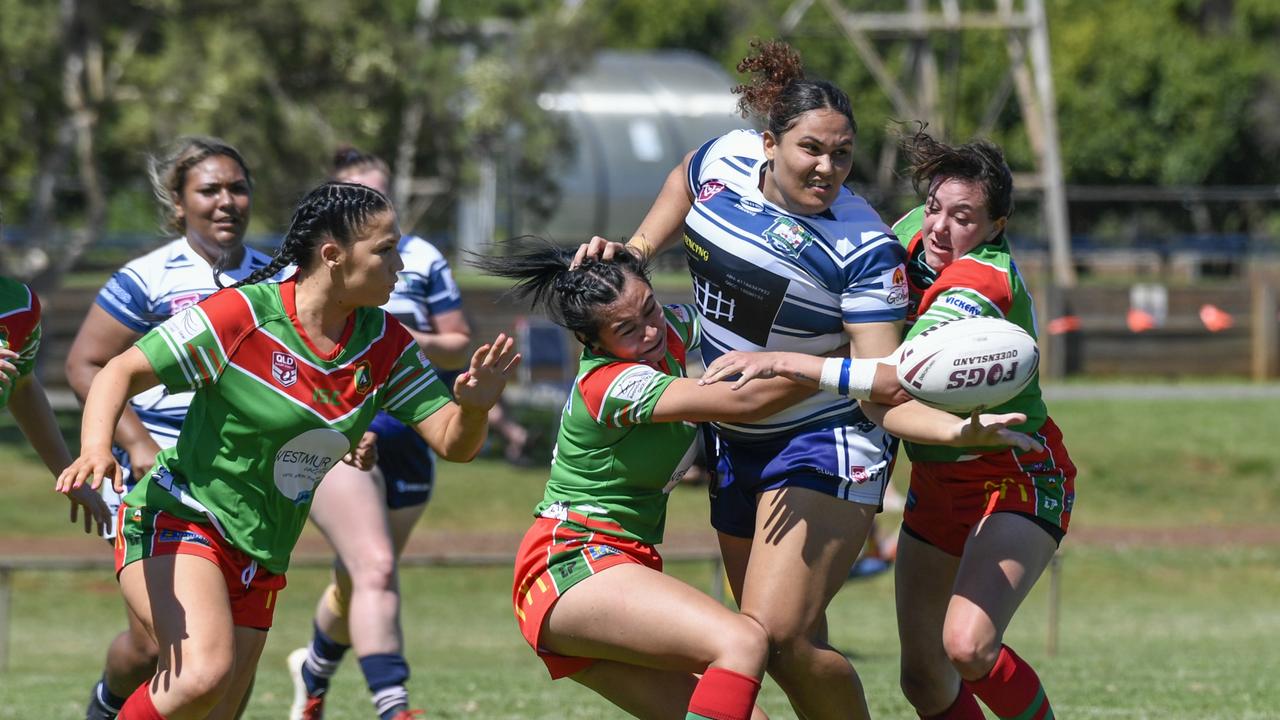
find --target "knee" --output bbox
[164,655,236,713]
[347,551,397,592]
[710,616,770,675]
[942,624,1000,680]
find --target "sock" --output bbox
[117,683,166,720]
[358,653,411,720]
[92,674,128,715]
[964,645,1054,720]
[302,623,350,696]
[920,684,985,720]
[686,667,761,720]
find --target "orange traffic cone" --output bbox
[1127,308,1157,333]
[1046,315,1081,335]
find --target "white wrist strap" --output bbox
[818,357,881,401]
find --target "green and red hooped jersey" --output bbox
[129,279,451,574]
[536,304,702,547]
[893,205,1048,462]
[0,277,41,409]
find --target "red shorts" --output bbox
[115,504,287,629]
[903,417,1076,557]
[512,516,663,679]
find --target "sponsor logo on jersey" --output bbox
[943,295,982,316]
[763,217,814,257]
[539,501,570,521]
[586,545,622,561]
[697,180,726,203]
[272,351,298,388]
[272,428,349,504]
[609,367,653,403]
[684,235,710,263]
[736,198,764,215]
[157,528,212,547]
[884,264,909,306]
[850,466,870,484]
[161,307,207,344]
[353,360,373,394]
[169,292,202,312]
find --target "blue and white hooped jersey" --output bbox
[683,130,908,439]
[95,238,288,445]
[382,235,462,333]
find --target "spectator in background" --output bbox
[66,137,288,720]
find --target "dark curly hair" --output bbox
[903,129,1014,222]
[733,39,856,137]
[470,238,652,347]
[227,182,392,288]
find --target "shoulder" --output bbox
[115,238,190,280]
[891,205,926,248]
[0,278,37,322]
[690,130,765,184]
[577,359,661,419]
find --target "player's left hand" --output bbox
[453,333,521,411]
[342,431,379,471]
[955,411,1044,453]
[0,347,20,393]
[699,351,785,390]
[65,484,112,535]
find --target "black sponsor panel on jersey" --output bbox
[683,231,788,346]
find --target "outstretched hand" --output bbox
[956,411,1044,453]
[55,448,124,494]
[699,351,785,390]
[452,333,521,411]
[65,484,112,535]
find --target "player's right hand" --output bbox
[124,440,160,481]
[571,236,629,268]
[56,448,124,494]
[66,484,113,535]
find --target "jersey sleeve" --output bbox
[134,288,251,392]
[577,361,679,428]
[95,267,154,333]
[422,258,463,315]
[379,339,452,426]
[10,290,41,379]
[841,239,909,325]
[907,260,1014,340]
[664,303,701,352]
[892,205,926,249]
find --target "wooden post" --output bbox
[0,567,10,672]
[1251,279,1277,381]
[1046,552,1061,657]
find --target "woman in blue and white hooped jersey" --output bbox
[577,40,908,719]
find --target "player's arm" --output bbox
[411,334,520,462]
[700,349,901,402]
[574,150,697,265]
[65,304,162,477]
[405,307,471,371]
[56,347,161,494]
[860,401,1043,452]
[649,374,814,424]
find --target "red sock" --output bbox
[964,645,1053,719]
[118,683,167,720]
[920,684,985,719]
[686,667,761,720]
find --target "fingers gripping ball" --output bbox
[896,317,1039,413]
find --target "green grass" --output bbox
[1,397,1279,716]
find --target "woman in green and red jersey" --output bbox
[702,132,1073,720]
[476,240,1041,720]
[56,182,519,720]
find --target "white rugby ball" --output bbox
[896,317,1039,413]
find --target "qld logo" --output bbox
[272,351,298,388]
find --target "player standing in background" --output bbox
[56,181,519,720]
[576,39,908,719]
[0,205,110,532]
[889,131,1074,720]
[287,147,471,720]
[67,137,289,720]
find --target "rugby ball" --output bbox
[896,317,1039,413]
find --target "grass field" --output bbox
[1,395,1279,718]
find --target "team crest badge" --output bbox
[352,361,373,395]
[697,180,726,203]
[272,351,298,388]
[763,217,814,257]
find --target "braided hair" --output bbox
[902,129,1014,223]
[228,182,392,289]
[733,39,856,137]
[470,238,651,347]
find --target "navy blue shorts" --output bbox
[369,411,437,509]
[709,417,897,539]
